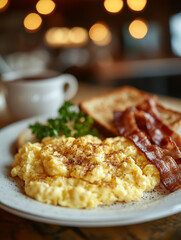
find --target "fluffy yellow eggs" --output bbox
[11,135,160,209]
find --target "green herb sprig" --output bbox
[29,101,99,140]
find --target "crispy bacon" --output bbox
[114,97,181,192]
[137,97,181,162]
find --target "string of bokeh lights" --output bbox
[1,0,148,47]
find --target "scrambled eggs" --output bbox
[11,135,160,209]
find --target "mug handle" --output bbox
[62,74,78,100]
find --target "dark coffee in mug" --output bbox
[8,72,60,83]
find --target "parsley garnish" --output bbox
[29,101,100,140]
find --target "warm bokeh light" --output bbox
[45,27,69,46]
[69,27,88,45]
[127,0,147,11]
[89,22,112,46]
[45,27,88,47]
[24,13,42,32]
[36,0,56,15]
[104,0,124,14]
[0,0,9,11]
[129,19,148,39]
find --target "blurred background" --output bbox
[0,0,181,97]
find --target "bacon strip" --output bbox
[137,97,181,162]
[114,97,181,192]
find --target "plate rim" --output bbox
[1,200,181,227]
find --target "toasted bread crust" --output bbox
[157,105,181,130]
[80,86,181,136]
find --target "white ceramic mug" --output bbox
[1,70,78,120]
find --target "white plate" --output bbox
[0,114,181,227]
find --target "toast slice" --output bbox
[79,86,181,136]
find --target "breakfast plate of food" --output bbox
[0,86,181,227]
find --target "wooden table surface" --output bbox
[1,82,181,240]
